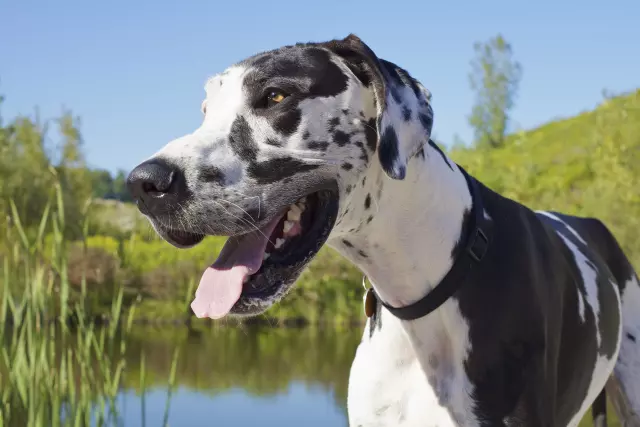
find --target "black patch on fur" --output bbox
[333,130,350,146]
[416,146,426,160]
[342,239,354,248]
[307,140,329,151]
[302,131,310,140]
[428,139,454,170]
[355,141,369,163]
[228,115,258,162]
[341,108,350,115]
[382,59,424,101]
[593,261,621,358]
[242,45,350,143]
[342,163,353,171]
[346,184,353,194]
[265,138,281,146]
[364,194,371,210]
[247,157,319,184]
[367,215,374,223]
[402,105,412,121]
[419,112,434,134]
[200,167,225,185]
[328,117,340,131]
[306,48,349,98]
[358,250,368,258]
[364,118,377,152]
[273,107,302,136]
[627,333,637,342]
[378,126,404,179]
[389,87,403,105]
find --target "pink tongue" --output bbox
[190,214,283,319]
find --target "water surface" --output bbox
[111,325,616,427]
[117,325,361,426]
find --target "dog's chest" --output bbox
[347,313,476,427]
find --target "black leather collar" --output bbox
[370,165,492,321]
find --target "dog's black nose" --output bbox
[127,158,185,215]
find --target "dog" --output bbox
[126,34,640,426]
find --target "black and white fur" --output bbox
[127,34,640,426]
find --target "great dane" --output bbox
[126,34,640,426]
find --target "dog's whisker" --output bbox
[224,189,261,220]
[216,198,259,227]
[210,200,274,244]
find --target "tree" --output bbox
[468,34,522,149]
[0,95,93,241]
[89,169,115,199]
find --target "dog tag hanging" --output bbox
[364,288,377,318]
[362,276,377,318]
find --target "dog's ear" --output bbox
[322,34,434,180]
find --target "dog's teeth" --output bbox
[283,220,294,233]
[263,252,271,260]
[275,238,285,249]
[287,204,302,221]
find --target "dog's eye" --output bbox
[266,90,287,107]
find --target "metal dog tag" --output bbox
[364,287,377,318]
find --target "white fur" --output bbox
[613,274,640,416]
[151,65,250,189]
[536,211,588,245]
[331,146,479,426]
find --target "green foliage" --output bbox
[0,100,93,242]
[468,34,523,148]
[452,89,640,268]
[88,168,133,202]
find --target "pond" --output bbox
[115,325,362,427]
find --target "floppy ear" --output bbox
[322,34,434,180]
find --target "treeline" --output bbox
[88,169,133,202]
[0,95,133,238]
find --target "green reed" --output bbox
[0,168,180,426]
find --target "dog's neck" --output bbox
[330,142,473,310]
[329,141,479,421]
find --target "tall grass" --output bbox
[0,169,180,426]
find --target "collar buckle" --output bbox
[468,227,489,262]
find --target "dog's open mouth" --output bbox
[177,189,338,319]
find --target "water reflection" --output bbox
[119,325,363,427]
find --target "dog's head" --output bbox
[127,34,434,318]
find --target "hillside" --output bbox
[451,89,640,266]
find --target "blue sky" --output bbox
[1,0,638,175]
